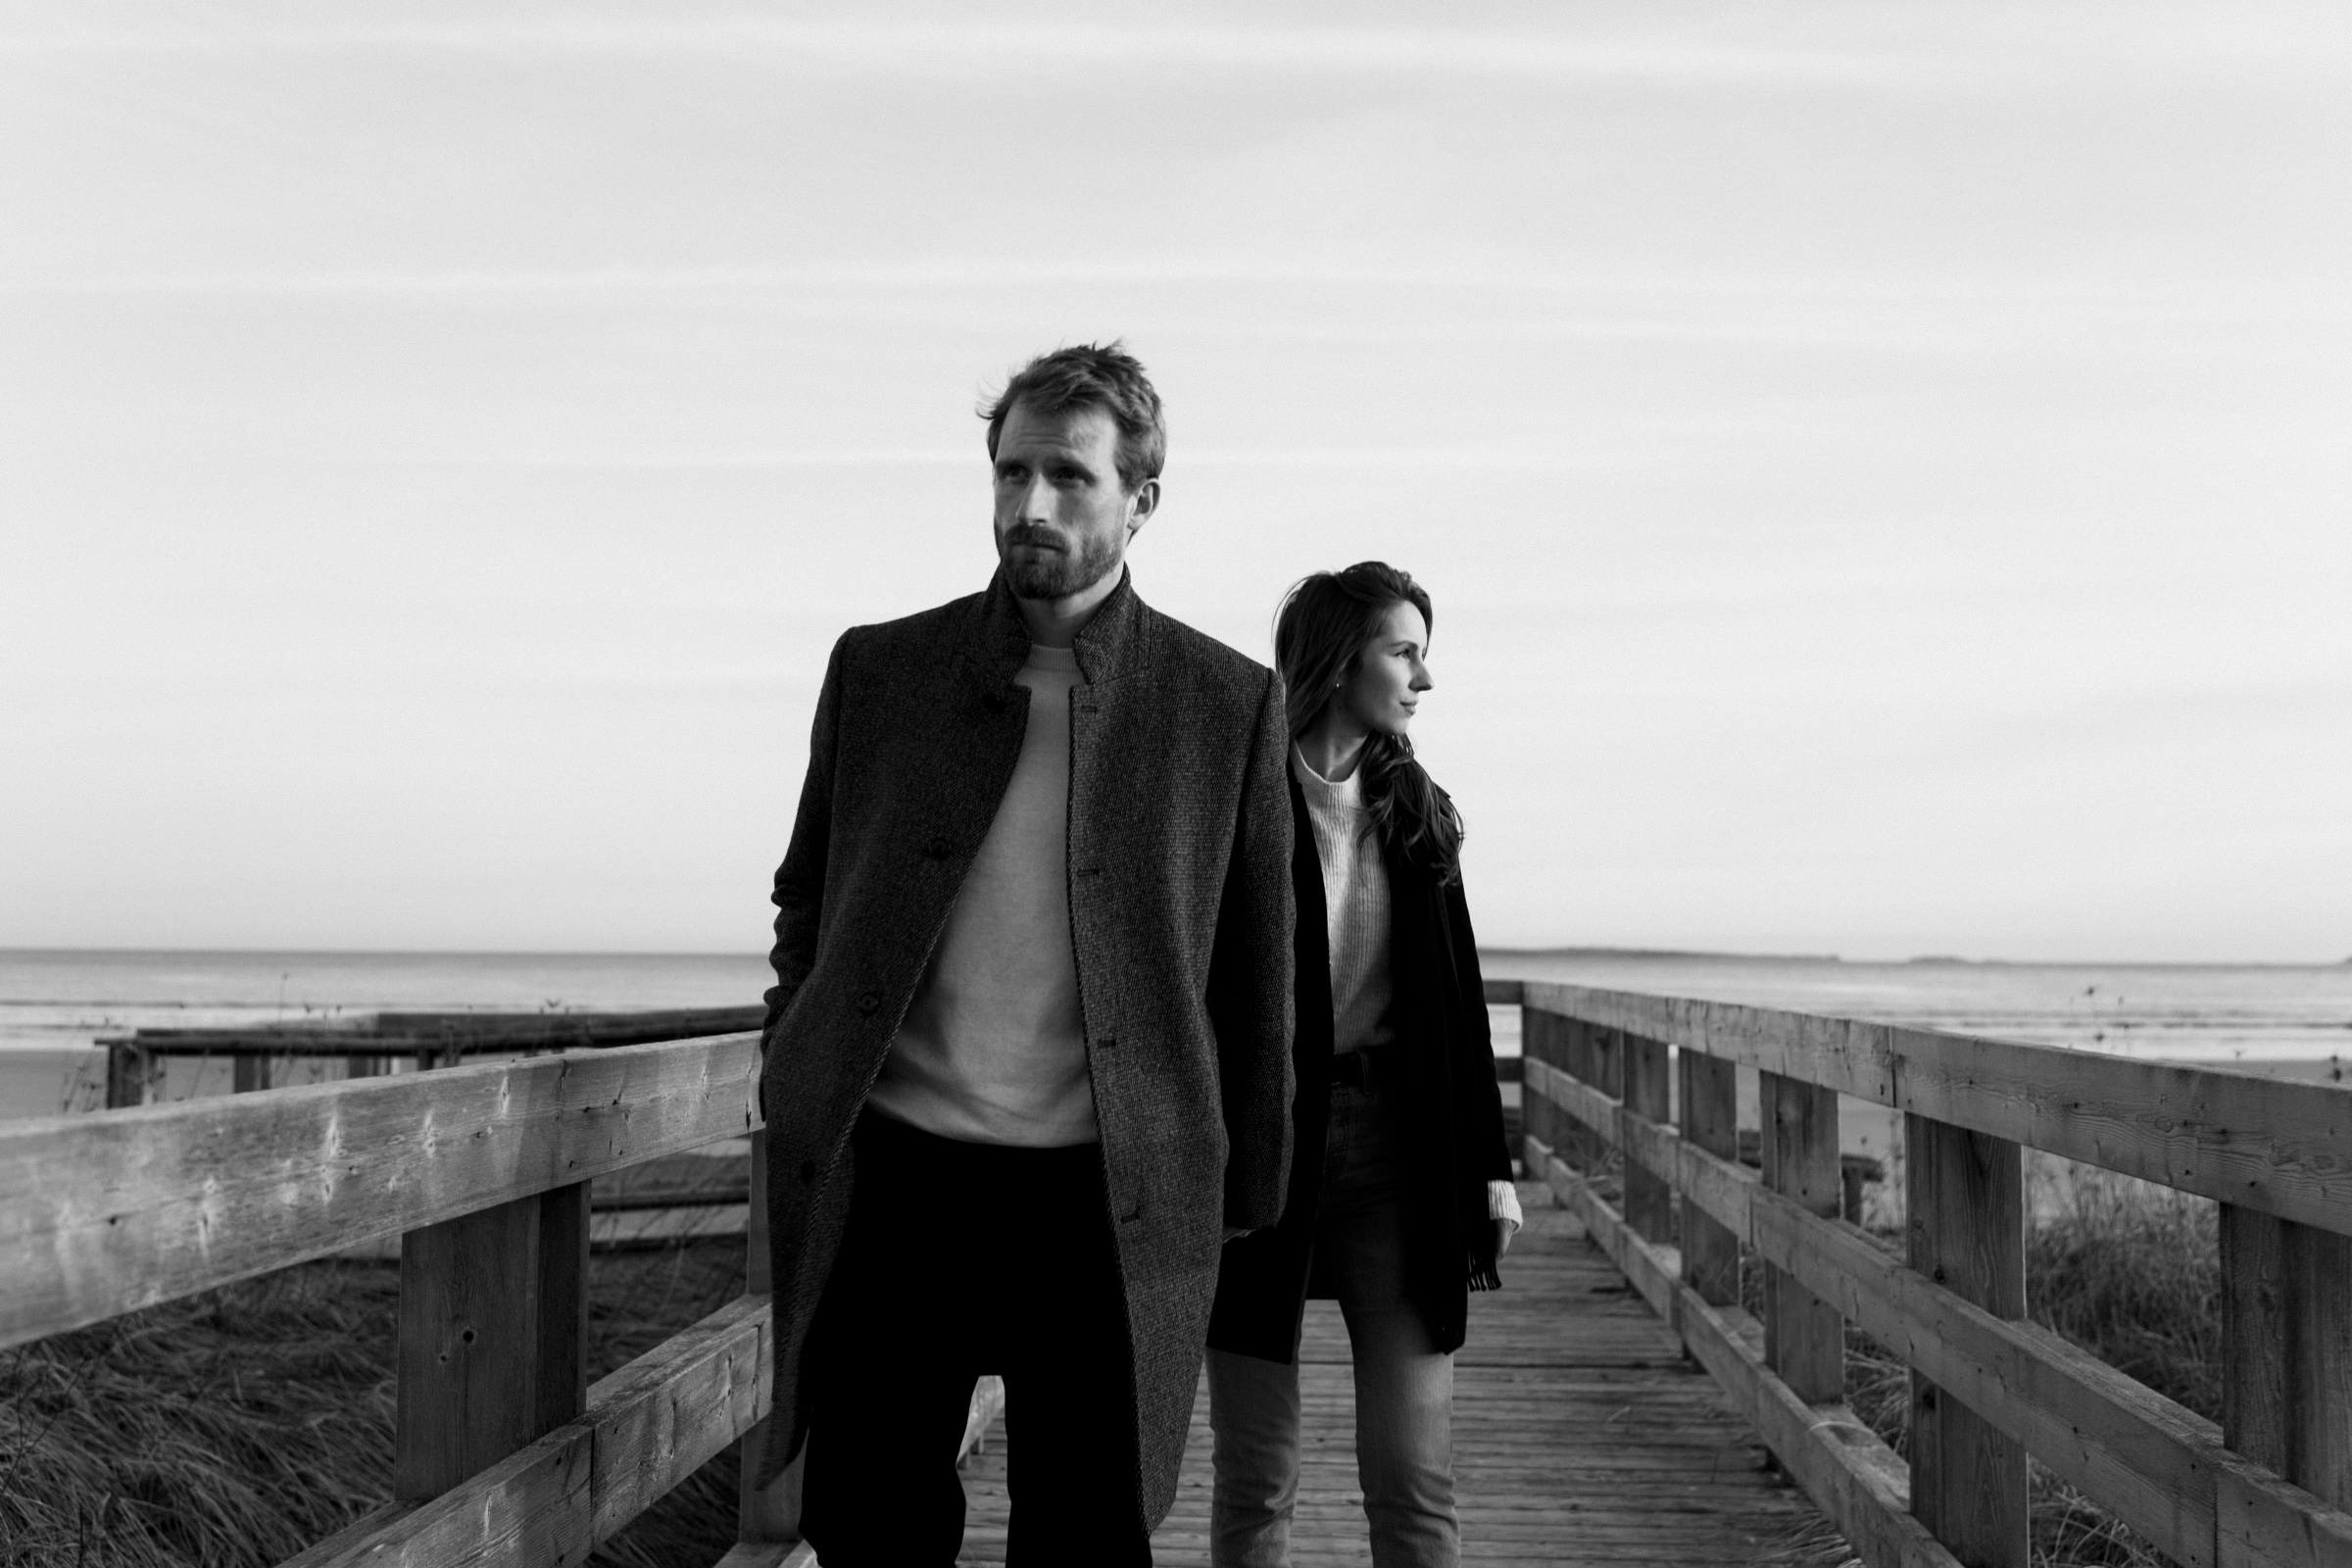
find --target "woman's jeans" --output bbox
[1207,1073,1459,1568]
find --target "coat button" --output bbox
[799,1160,816,1184]
[856,991,879,1015]
[925,835,952,859]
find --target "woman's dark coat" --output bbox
[1207,772,1513,1363]
[754,571,1296,1524]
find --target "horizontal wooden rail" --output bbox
[1518,989,2352,1568]
[107,1005,767,1054]
[0,1032,761,1349]
[1523,980,2352,1235]
[99,1005,770,1106]
[1525,1057,2352,1568]
[281,1291,773,1568]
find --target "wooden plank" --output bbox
[590,1294,772,1542]
[279,1502,422,1568]
[1526,1057,1619,1152]
[2224,1205,2352,1511]
[1520,983,2352,1234]
[233,1053,268,1094]
[1520,1006,1561,1157]
[1679,1046,1740,1306]
[1623,1034,1672,1246]
[1905,1115,2027,1567]
[968,1181,1827,1566]
[1762,1071,1842,1404]
[396,1182,589,1498]
[1738,1165,2352,1568]
[1527,1134,1965,1568]
[712,1545,815,1568]
[0,1031,763,1349]
[1482,977,1525,1005]
[282,1294,773,1568]
[112,1005,768,1058]
[736,1128,802,1548]
[105,1043,147,1109]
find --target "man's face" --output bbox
[991,402,1152,602]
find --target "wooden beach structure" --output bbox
[6,980,2352,1565]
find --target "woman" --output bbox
[1205,562,1520,1568]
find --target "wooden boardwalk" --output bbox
[954,1182,1831,1566]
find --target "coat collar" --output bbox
[976,564,1149,686]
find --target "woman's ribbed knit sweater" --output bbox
[1291,745,1521,1232]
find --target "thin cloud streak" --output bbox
[10,9,2346,89]
[0,18,1927,88]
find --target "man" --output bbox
[756,343,1296,1563]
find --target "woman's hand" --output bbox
[1494,1216,1516,1258]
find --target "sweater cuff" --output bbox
[1487,1179,1523,1233]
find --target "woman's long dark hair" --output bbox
[1275,562,1465,885]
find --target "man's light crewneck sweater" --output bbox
[868,644,1098,1147]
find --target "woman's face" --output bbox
[1334,600,1433,738]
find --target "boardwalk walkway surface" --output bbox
[953,1182,1833,1566]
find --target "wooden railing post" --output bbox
[2222,1205,2352,1508]
[1760,1071,1842,1402]
[1905,1115,2027,1565]
[737,1127,805,1544]
[1678,1046,1740,1304]
[1518,1006,1556,1159]
[1584,1024,1620,1178]
[105,1044,148,1109]
[232,1052,267,1094]
[1557,1018,1593,1171]
[393,1181,589,1497]
[1622,1033,1672,1246]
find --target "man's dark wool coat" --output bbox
[754,568,1297,1525]
[1206,773,1513,1363]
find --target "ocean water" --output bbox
[3,948,2347,1125]
[0,949,774,1118]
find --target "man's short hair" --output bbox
[982,342,1167,495]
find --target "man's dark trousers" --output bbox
[800,1109,1152,1565]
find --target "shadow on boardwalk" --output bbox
[956,1183,1838,1566]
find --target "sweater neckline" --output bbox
[1023,643,1079,673]
[1292,744,1366,810]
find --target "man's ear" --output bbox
[1126,477,1161,538]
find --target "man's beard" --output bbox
[1000,527,1122,600]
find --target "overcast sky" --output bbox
[3,1,2347,960]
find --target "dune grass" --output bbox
[0,1243,750,1568]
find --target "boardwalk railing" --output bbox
[1494,975,2352,1568]
[100,1005,769,1105]
[0,1024,851,1567]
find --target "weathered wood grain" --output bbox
[1906,1115,2027,1567]
[958,1183,1824,1565]
[1622,1035,1672,1246]
[396,1183,589,1498]
[279,1294,772,1568]
[1522,1062,2352,1568]
[1762,1072,1842,1404]
[1520,983,2352,1233]
[0,1032,762,1349]
[1679,1046,1740,1306]
[2223,1204,2352,1514]
[1528,1134,1963,1568]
